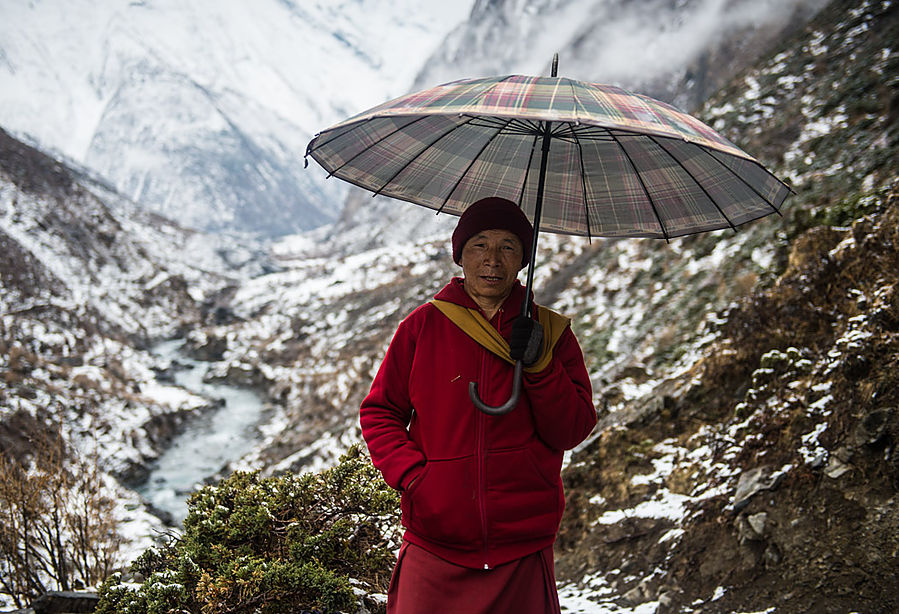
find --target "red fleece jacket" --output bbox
[360,278,596,569]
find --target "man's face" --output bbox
[460,229,524,307]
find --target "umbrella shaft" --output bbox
[522,122,553,319]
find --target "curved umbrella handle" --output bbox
[469,361,523,415]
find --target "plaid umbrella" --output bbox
[305,56,791,413]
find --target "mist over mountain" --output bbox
[414,0,830,110]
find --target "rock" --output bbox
[808,450,828,469]
[599,516,665,544]
[621,575,660,606]
[31,591,99,613]
[657,591,676,608]
[733,466,787,512]
[853,407,894,447]
[825,446,854,479]
[735,512,768,542]
[825,456,852,479]
[747,512,768,536]
[764,542,782,565]
[190,335,228,361]
[151,365,176,382]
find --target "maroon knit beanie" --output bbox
[451,197,534,268]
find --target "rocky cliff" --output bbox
[555,1,898,610]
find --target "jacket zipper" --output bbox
[477,306,505,570]
[477,344,490,569]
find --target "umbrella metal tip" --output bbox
[551,53,559,77]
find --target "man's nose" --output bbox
[483,246,503,264]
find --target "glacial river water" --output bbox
[138,339,265,524]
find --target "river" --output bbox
[139,339,266,524]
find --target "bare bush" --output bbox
[0,421,121,608]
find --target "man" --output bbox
[360,197,597,613]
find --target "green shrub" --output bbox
[96,445,401,614]
[810,188,888,228]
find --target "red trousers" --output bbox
[386,541,561,614]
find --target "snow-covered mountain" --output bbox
[414,0,829,110]
[0,0,472,236]
[1,0,828,241]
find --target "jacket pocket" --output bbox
[401,456,482,549]
[485,444,564,545]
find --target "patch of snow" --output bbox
[806,30,828,56]
[750,245,775,270]
[594,490,689,524]
[799,422,829,465]
[783,107,849,168]
[743,75,761,100]
[659,527,684,543]
[558,571,660,613]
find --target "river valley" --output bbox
[138,339,267,524]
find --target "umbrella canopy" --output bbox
[305,72,791,241]
[305,57,791,414]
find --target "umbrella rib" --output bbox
[562,76,597,238]
[466,116,540,137]
[649,135,738,233]
[517,132,541,206]
[554,124,616,143]
[700,146,785,216]
[437,117,515,214]
[564,77,591,127]
[569,129,594,242]
[372,118,472,197]
[549,123,566,136]
[526,119,545,133]
[608,133,671,241]
[568,125,688,142]
[325,115,432,178]
[306,117,372,156]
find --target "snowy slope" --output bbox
[0,0,472,236]
[0,126,227,588]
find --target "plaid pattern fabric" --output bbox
[307,76,790,238]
